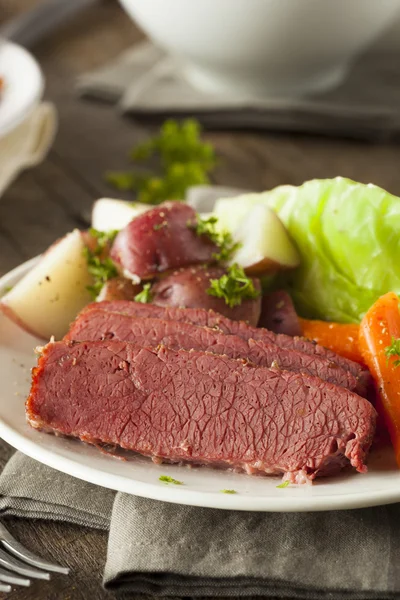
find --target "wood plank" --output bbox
[0,171,80,260]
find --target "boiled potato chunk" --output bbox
[214,193,268,233]
[227,204,300,274]
[214,189,293,234]
[1,229,93,340]
[91,198,149,232]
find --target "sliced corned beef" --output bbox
[26,341,376,481]
[82,300,370,387]
[65,309,366,396]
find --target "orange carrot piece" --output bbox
[299,318,362,364]
[359,292,400,466]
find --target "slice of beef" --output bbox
[82,300,370,385]
[26,341,376,481]
[152,265,261,327]
[259,290,302,337]
[110,202,218,280]
[65,310,366,396]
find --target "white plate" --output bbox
[0,41,44,137]
[0,258,399,512]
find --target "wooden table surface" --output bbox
[2,1,400,598]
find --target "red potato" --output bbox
[152,265,261,326]
[259,290,302,337]
[96,277,142,302]
[110,201,218,281]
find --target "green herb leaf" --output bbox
[84,252,119,300]
[207,264,260,308]
[4,286,12,293]
[159,475,183,485]
[106,119,217,205]
[131,119,217,169]
[221,489,237,494]
[212,232,241,263]
[88,228,119,253]
[134,283,153,304]
[83,229,119,300]
[192,215,219,238]
[385,336,400,367]
[276,481,290,489]
[190,215,240,264]
[105,171,138,192]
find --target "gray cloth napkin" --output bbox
[1,450,400,598]
[77,41,400,140]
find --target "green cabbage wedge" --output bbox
[215,177,400,323]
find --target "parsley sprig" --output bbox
[84,229,119,299]
[88,228,119,250]
[385,337,400,367]
[134,283,153,304]
[276,481,290,489]
[207,264,260,308]
[191,215,240,263]
[105,119,217,205]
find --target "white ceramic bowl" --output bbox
[0,40,44,138]
[119,0,400,97]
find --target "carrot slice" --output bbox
[359,292,400,465]
[299,318,362,364]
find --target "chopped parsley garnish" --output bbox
[193,214,219,238]
[134,283,153,304]
[190,215,240,263]
[84,253,119,300]
[385,337,400,367]
[221,489,237,494]
[105,119,217,205]
[1,285,13,298]
[159,475,183,485]
[84,229,119,299]
[207,263,260,308]
[276,481,290,489]
[88,228,119,250]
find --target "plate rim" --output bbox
[0,257,400,512]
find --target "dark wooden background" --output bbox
[2,1,400,598]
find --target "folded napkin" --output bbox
[0,103,57,198]
[1,448,400,599]
[77,42,400,140]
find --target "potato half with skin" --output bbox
[228,204,300,275]
[1,229,93,340]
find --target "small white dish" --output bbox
[0,258,400,511]
[0,41,44,138]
